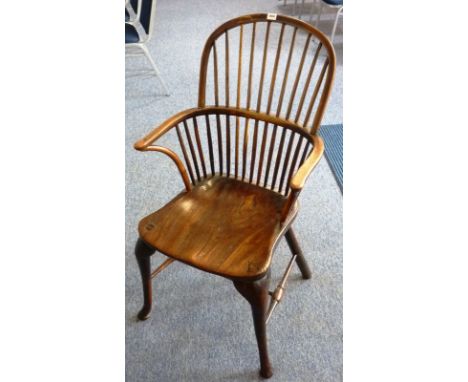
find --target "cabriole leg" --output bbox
[135,238,156,320]
[233,274,273,379]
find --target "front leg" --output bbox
[135,238,156,320]
[233,273,273,379]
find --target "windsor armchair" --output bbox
[133,13,335,378]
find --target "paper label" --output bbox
[267,13,277,21]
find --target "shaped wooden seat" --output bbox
[139,176,297,280]
[133,13,335,379]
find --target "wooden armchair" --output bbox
[133,13,335,378]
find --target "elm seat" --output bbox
[125,23,140,44]
[139,176,296,280]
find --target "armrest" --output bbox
[289,134,324,191]
[134,108,200,151]
[134,108,203,191]
[134,107,324,194]
[280,135,324,221]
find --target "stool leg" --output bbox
[330,7,343,43]
[285,228,312,279]
[233,274,273,379]
[315,0,323,27]
[135,238,156,320]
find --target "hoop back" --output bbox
[198,14,336,135]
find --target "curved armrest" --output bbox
[134,108,203,192]
[289,134,324,191]
[134,108,200,150]
[280,135,324,221]
[134,106,325,195]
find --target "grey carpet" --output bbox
[126,1,343,381]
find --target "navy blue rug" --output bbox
[319,124,343,193]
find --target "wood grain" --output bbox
[139,176,297,280]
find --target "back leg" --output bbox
[284,228,312,279]
[135,238,156,320]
